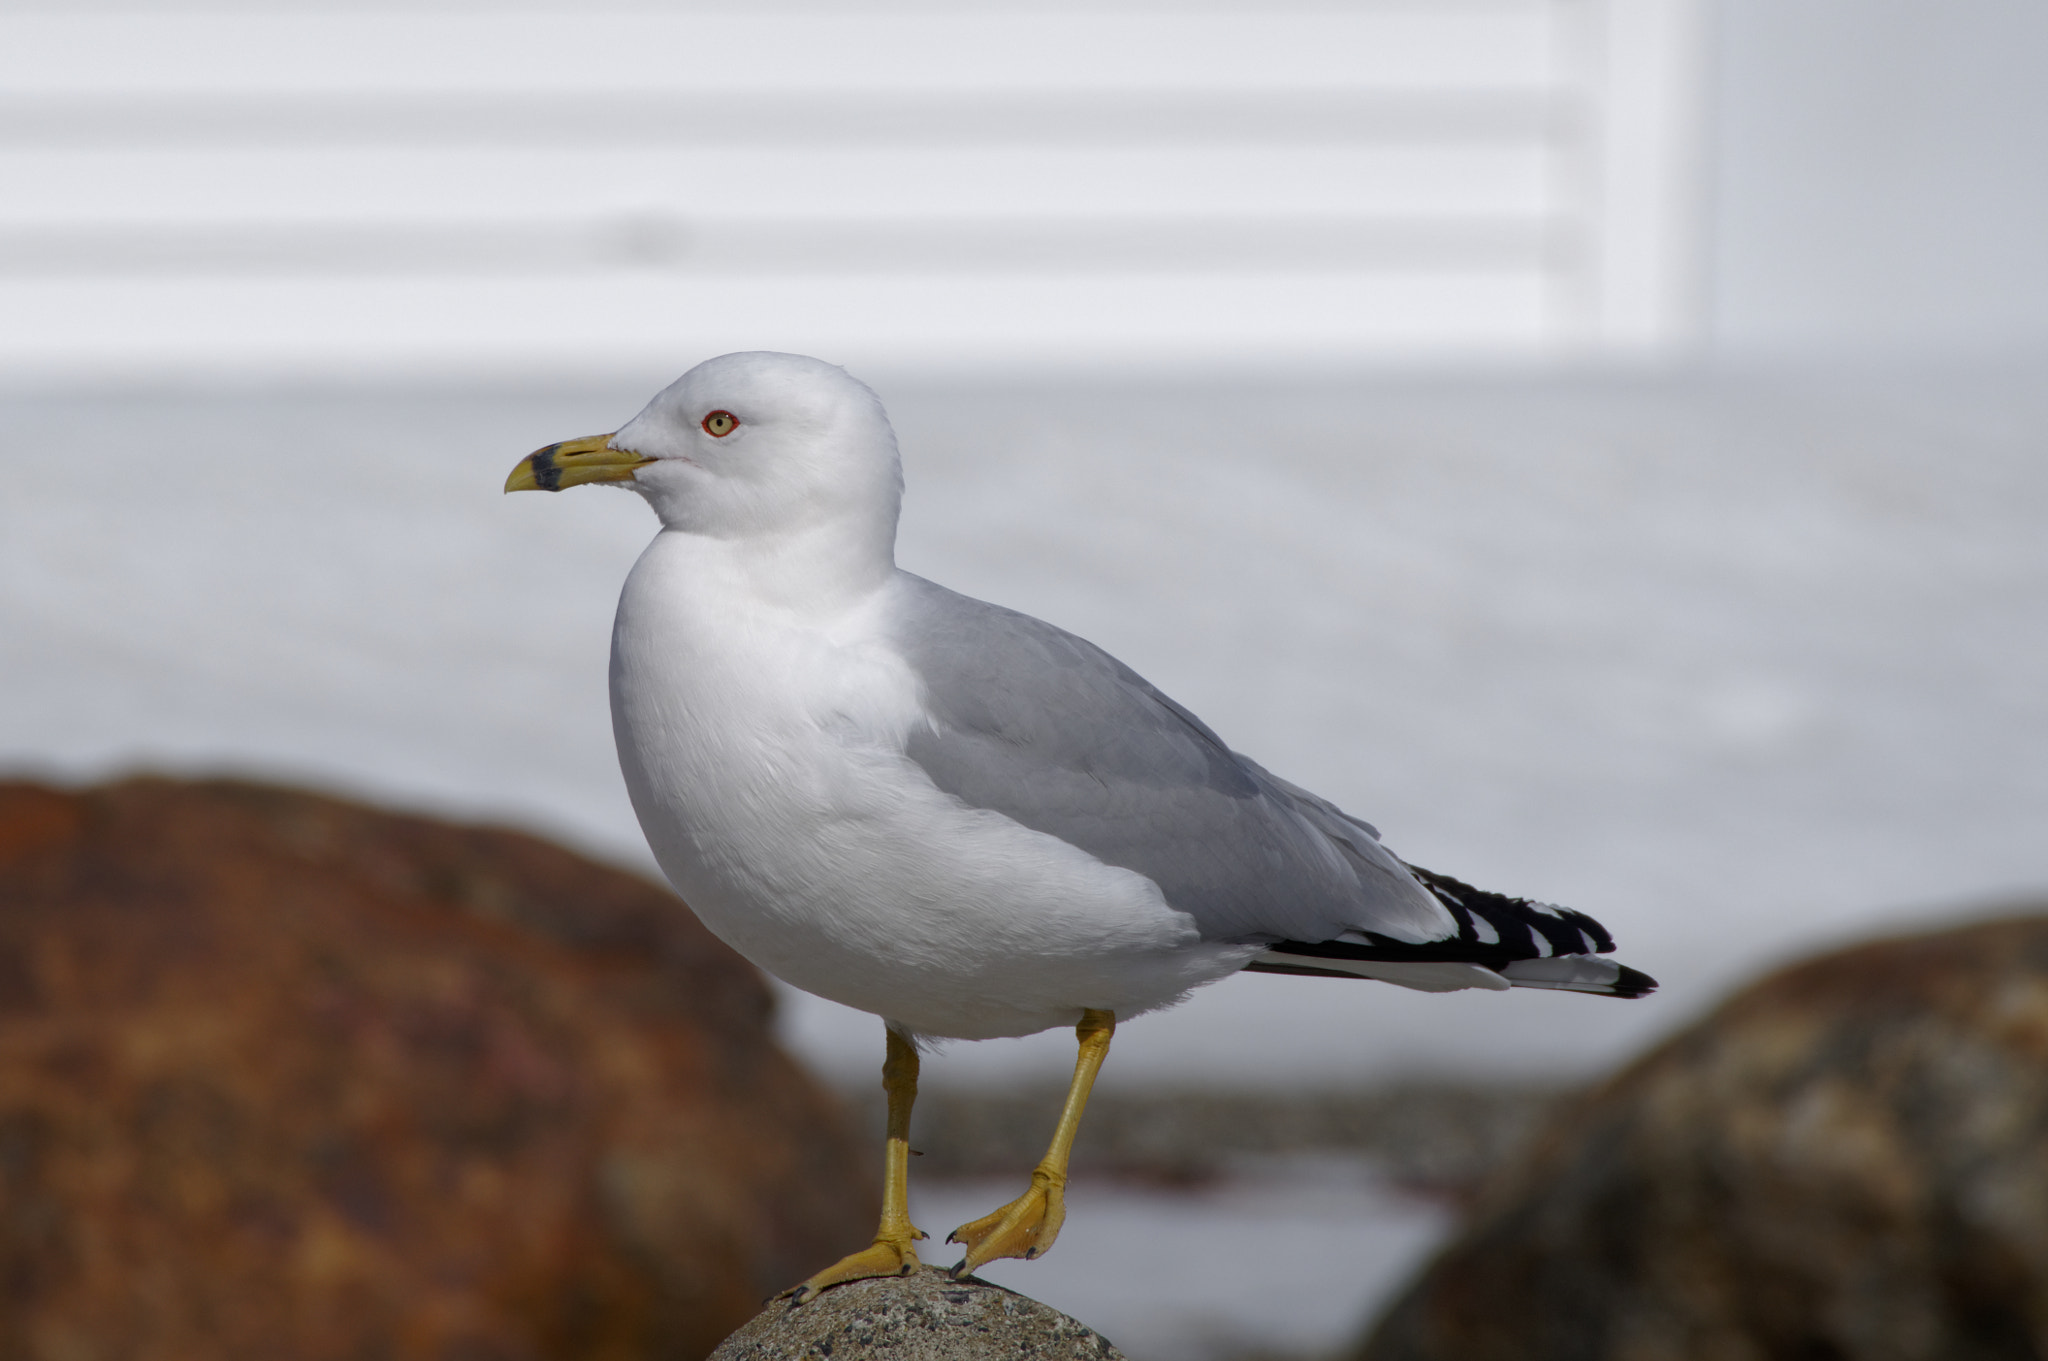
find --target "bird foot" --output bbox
[947,1169,1066,1275]
[785,1230,925,1304]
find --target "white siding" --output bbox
[0,1,1703,377]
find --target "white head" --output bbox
[509,352,904,587]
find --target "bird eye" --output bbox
[702,410,738,437]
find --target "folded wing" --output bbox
[887,575,1654,999]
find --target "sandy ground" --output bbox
[5,361,2045,1091]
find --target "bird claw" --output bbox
[784,1233,924,1304]
[947,1171,1067,1275]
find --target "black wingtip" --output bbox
[1610,964,1659,999]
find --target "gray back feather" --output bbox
[887,575,1454,946]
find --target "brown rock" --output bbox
[709,1268,1124,1361]
[0,777,876,1361]
[1357,911,2048,1361]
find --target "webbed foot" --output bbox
[785,1229,926,1304]
[947,1169,1066,1275]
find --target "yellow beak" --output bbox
[504,433,654,493]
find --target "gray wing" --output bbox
[886,574,1457,946]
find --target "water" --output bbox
[4,363,2046,1092]
[911,1160,1451,1361]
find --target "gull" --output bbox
[505,351,1654,1301]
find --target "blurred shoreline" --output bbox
[843,1080,1567,1202]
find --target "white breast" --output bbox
[607,531,1251,1039]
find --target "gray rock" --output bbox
[710,1268,1125,1361]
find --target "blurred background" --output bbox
[3,1,2047,1358]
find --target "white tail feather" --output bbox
[1500,955,1624,993]
[1251,952,1512,993]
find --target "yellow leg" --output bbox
[789,1027,927,1303]
[948,1008,1115,1276]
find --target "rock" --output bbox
[1356,911,2048,1361]
[709,1268,1125,1361]
[0,777,875,1361]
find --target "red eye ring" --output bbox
[702,410,739,437]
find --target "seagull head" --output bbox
[507,351,904,556]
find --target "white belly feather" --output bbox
[609,532,1251,1039]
